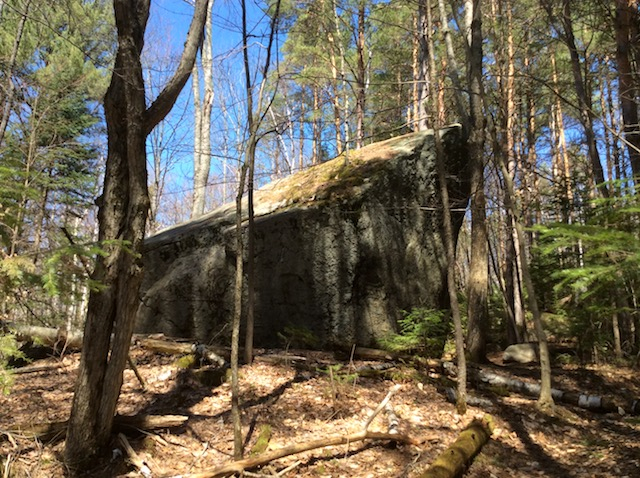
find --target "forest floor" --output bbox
[1,343,639,478]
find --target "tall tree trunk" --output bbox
[64,0,209,469]
[355,0,366,148]
[550,51,573,220]
[427,0,466,414]
[437,0,467,123]
[465,0,489,363]
[312,86,320,164]
[615,0,640,181]
[325,0,344,154]
[0,0,31,148]
[416,0,429,131]
[333,0,350,150]
[604,68,623,194]
[497,156,554,410]
[553,0,609,197]
[492,0,524,345]
[191,1,214,218]
[191,62,204,213]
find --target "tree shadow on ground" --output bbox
[136,368,309,428]
[492,400,574,477]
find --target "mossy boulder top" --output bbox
[136,126,470,348]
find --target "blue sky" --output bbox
[143,0,273,224]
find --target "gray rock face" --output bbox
[136,126,470,348]
[503,343,540,364]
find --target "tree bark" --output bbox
[64,0,209,469]
[496,144,554,410]
[415,0,429,131]
[427,0,467,415]
[465,0,489,364]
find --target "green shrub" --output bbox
[277,324,320,349]
[0,333,26,395]
[381,308,449,358]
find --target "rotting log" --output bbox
[420,415,494,478]
[3,414,188,443]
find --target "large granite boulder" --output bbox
[136,126,470,348]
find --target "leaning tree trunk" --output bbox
[64,0,209,469]
[556,0,609,197]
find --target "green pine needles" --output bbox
[0,333,26,395]
[533,187,640,360]
[381,308,450,358]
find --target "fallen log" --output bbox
[3,414,188,443]
[335,346,404,361]
[8,324,83,350]
[136,337,227,366]
[469,367,634,414]
[437,361,640,415]
[419,415,493,478]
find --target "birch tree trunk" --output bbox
[191,1,214,218]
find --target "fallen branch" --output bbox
[11,362,66,375]
[128,355,147,390]
[171,430,418,478]
[3,414,188,443]
[363,384,401,430]
[171,384,413,478]
[419,415,494,478]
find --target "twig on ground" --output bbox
[118,433,152,478]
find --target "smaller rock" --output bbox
[503,343,539,364]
